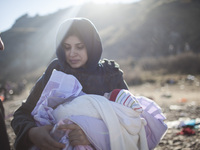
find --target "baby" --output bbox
[31,70,167,150]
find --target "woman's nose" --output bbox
[69,48,77,57]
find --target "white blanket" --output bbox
[53,94,148,150]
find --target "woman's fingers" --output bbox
[45,132,66,149]
[58,123,79,130]
[29,125,65,150]
[58,123,91,146]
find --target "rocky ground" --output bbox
[155,104,200,150]
[130,82,200,150]
[3,81,200,150]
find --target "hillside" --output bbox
[0,0,200,82]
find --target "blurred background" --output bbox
[1,0,200,149]
[1,0,200,85]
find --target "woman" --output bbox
[11,18,128,150]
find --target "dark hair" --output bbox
[56,18,102,71]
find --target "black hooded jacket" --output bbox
[11,18,128,150]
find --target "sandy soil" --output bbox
[129,82,200,106]
[3,82,200,150]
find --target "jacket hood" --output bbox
[56,18,102,72]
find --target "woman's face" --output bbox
[63,35,88,68]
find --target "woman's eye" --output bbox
[77,44,85,50]
[63,45,71,51]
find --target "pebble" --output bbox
[155,105,200,150]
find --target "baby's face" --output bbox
[103,92,111,99]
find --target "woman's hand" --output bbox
[28,125,65,150]
[58,123,91,146]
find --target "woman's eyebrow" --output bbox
[63,43,70,45]
[63,42,83,45]
[75,43,84,45]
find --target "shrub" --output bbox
[137,52,200,74]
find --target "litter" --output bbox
[176,127,195,135]
[167,118,200,129]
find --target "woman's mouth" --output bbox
[69,59,79,64]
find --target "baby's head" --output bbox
[104,89,143,113]
[103,89,121,102]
